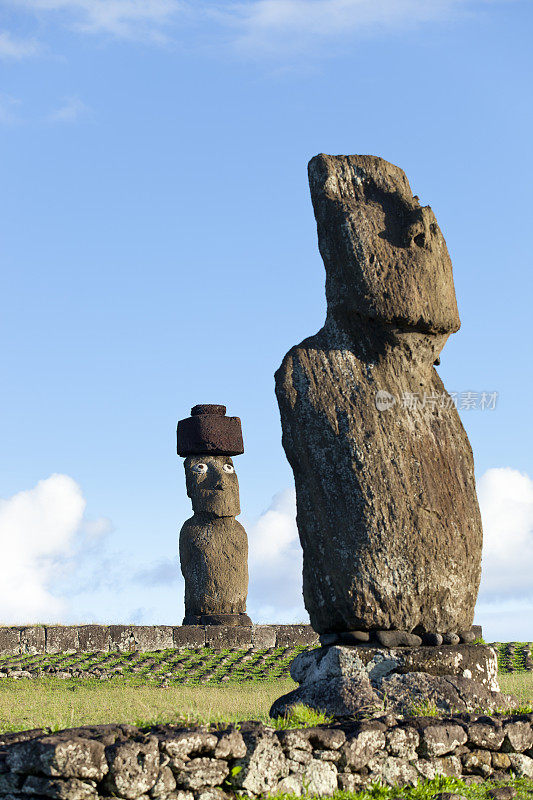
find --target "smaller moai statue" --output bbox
[177,404,251,626]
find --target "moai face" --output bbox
[308,153,461,335]
[184,455,241,517]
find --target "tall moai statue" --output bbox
[275,154,483,640]
[177,404,251,626]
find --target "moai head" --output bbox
[308,154,461,335]
[184,455,240,517]
[177,404,244,518]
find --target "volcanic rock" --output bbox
[275,153,483,635]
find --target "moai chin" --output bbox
[177,404,251,626]
[275,154,483,640]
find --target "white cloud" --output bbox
[0,475,86,622]
[17,0,185,42]
[477,467,533,597]
[0,30,40,58]
[48,95,90,122]
[247,488,308,623]
[0,474,115,624]
[135,558,179,587]
[211,0,510,57]
[5,0,514,55]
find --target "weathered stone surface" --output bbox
[273,625,319,647]
[367,754,419,786]
[492,752,512,770]
[76,626,111,652]
[302,760,337,795]
[340,723,386,771]
[291,644,499,687]
[275,153,482,635]
[251,625,276,649]
[375,631,422,648]
[271,675,379,718]
[276,774,303,796]
[272,644,513,717]
[175,758,229,790]
[104,737,159,799]
[132,627,175,651]
[172,626,205,650]
[467,720,504,750]
[462,748,493,777]
[160,732,217,766]
[150,765,176,797]
[180,455,248,620]
[204,626,251,650]
[20,626,46,654]
[22,774,97,799]
[502,720,533,752]
[6,736,107,780]
[230,727,288,796]
[0,627,20,655]
[46,627,79,654]
[386,726,419,759]
[507,753,533,778]
[488,786,516,800]
[416,722,467,758]
[213,731,246,760]
[381,672,517,714]
[3,715,533,798]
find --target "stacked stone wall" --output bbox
[1,714,533,799]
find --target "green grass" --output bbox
[0,646,308,686]
[0,670,531,735]
[280,777,533,800]
[0,676,300,733]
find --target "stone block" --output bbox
[0,627,21,655]
[45,627,79,654]
[205,626,252,650]
[108,626,136,652]
[173,626,206,650]
[77,626,111,652]
[252,626,277,649]
[20,626,46,654]
[274,625,319,647]
[131,626,174,651]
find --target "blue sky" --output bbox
[1,0,532,640]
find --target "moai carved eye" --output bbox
[223,463,235,474]
[192,463,208,474]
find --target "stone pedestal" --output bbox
[270,645,518,718]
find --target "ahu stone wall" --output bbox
[0,625,319,655]
[1,714,533,800]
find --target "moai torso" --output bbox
[275,154,483,636]
[177,405,251,626]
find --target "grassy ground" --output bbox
[0,671,530,735]
[499,671,533,706]
[0,676,298,733]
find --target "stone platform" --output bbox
[270,644,519,718]
[0,624,319,656]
